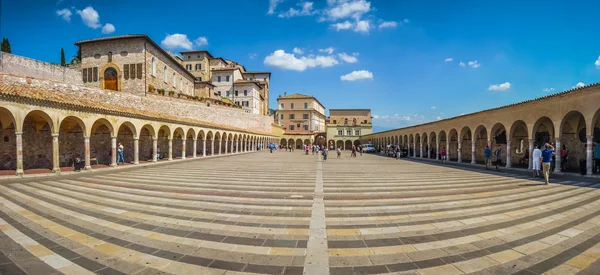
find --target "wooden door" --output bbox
[103,67,118,91]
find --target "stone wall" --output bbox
[2,74,274,133]
[0,53,81,85]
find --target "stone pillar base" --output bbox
[133,161,139,165]
[16,169,24,177]
[52,168,61,174]
[84,166,92,170]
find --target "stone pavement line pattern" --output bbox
[303,157,329,275]
[1,152,600,275]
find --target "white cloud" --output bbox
[468,60,480,68]
[264,50,339,71]
[76,6,101,29]
[194,36,208,46]
[293,47,304,54]
[318,47,335,54]
[56,8,72,22]
[459,61,465,67]
[338,52,359,63]
[268,0,284,15]
[326,0,371,20]
[249,53,257,59]
[595,56,600,69]
[340,70,373,81]
[444,58,453,62]
[403,19,409,23]
[430,106,436,109]
[331,21,353,31]
[161,34,193,51]
[278,1,315,18]
[542,88,555,93]
[488,82,511,91]
[354,20,370,33]
[101,23,115,34]
[378,21,397,29]
[574,82,585,88]
[436,116,442,120]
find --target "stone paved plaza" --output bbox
[1,151,600,275]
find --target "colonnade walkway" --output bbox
[1,151,600,275]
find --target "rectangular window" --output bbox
[226,75,230,82]
[280,114,283,119]
[304,102,308,109]
[82,68,88,83]
[289,114,295,119]
[338,130,343,136]
[304,125,308,130]
[355,130,360,136]
[195,64,201,70]
[333,120,337,124]
[217,76,221,82]
[226,91,230,97]
[303,114,308,119]
[198,77,202,81]
[218,91,221,96]
[290,125,295,130]
[280,103,284,108]
[244,90,247,96]
[347,130,352,136]
[291,103,294,109]
[87,68,92,83]
[123,64,129,80]
[235,90,238,96]
[130,63,136,80]
[137,63,142,79]
[186,64,191,70]
[92,67,98,82]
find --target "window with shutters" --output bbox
[195,64,201,70]
[235,90,238,96]
[290,125,295,130]
[163,66,168,83]
[226,75,230,82]
[217,76,221,82]
[304,125,308,131]
[186,64,191,70]
[137,63,142,79]
[244,90,247,96]
[289,114,295,119]
[123,64,129,80]
[303,114,308,119]
[151,58,156,76]
[92,67,98,82]
[82,68,88,83]
[338,130,343,136]
[87,68,92,83]
[130,63,136,80]
[172,73,176,87]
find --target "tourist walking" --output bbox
[351,146,357,157]
[322,148,328,162]
[359,145,363,156]
[441,147,447,163]
[494,145,502,171]
[396,146,401,160]
[337,147,341,159]
[532,145,542,177]
[561,145,568,171]
[484,146,491,169]
[541,143,555,184]
[117,142,125,165]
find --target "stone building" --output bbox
[76,35,195,96]
[243,72,271,115]
[326,109,372,150]
[276,93,327,149]
[362,85,600,176]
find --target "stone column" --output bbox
[202,139,207,157]
[586,135,593,176]
[457,141,462,163]
[427,143,431,159]
[528,139,534,170]
[84,136,92,170]
[213,139,218,155]
[413,142,416,157]
[168,138,173,160]
[152,138,158,162]
[471,137,476,164]
[192,138,197,158]
[506,140,512,168]
[436,142,440,160]
[446,139,450,160]
[52,133,61,173]
[110,136,117,167]
[181,139,186,159]
[487,139,492,148]
[224,139,228,154]
[238,139,241,153]
[554,138,561,173]
[133,138,139,165]
[15,132,24,176]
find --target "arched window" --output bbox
[151,57,156,76]
[163,66,168,82]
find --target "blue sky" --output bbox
[2,0,599,132]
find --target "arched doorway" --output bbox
[296,139,302,149]
[104,67,118,91]
[139,125,155,162]
[559,111,586,172]
[58,116,85,170]
[157,126,171,160]
[0,108,17,174]
[429,132,437,159]
[474,125,488,164]
[448,129,458,161]
[90,119,114,166]
[490,123,507,165]
[460,127,472,163]
[116,122,136,165]
[336,140,343,149]
[344,140,352,150]
[509,120,529,168]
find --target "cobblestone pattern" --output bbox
[1,152,599,274]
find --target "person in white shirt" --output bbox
[532,145,542,177]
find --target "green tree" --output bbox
[70,46,81,64]
[60,48,66,66]
[1,38,12,53]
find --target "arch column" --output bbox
[181,139,186,159]
[554,138,561,173]
[192,138,197,158]
[238,139,241,153]
[427,142,431,159]
[202,138,207,157]
[446,138,450,161]
[436,141,440,160]
[471,136,476,164]
[52,133,61,173]
[213,139,218,155]
[110,136,117,167]
[457,141,462,163]
[506,139,512,168]
[168,138,173,160]
[413,141,416,157]
[528,139,534,170]
[84,136,92,170]
[152,138,158,162]
[224,139,229,154]
[586,135,593,176]
[133,138,139,164]
[15,131,24,176]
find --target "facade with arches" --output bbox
[361,84,600,176]
[326,109,372,150]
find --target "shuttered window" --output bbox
[82,68,88,83]
[87,68,93,83]
[124,64,129,80]
[136,63,142,79]
[92,67,98,82]
[130,63,136,80]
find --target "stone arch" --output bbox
[354,140,361,146]
[438,130,447,159]
[22,110,56,171]
[233,134,239,152]
[532,116,555,147]
[336,140,344,149]
[304,139,311,146]
[344,140,352,150]
[448,128,458,161]
[559,111,587,171]
[206,130,214,155]
[281,138,287,147]
[592,108,600,143]
[227,133,233,153]
[139,124,155,162]
[89,118,116,166]
[58,116,86,169]
[403,135,408,147]
[172,127,185,159]
[459,126,472,163]
[185,128,196,157]
[509,120,529,168]
[422,133,429,158]
[197,129,205,156]
[415,133,421,157]
[429,131,437,159]
[213,131,221,155]
[100,63,122,91]
[0,107,17,172]
[288,139,295,149]
[296,139,302,149]
[409,134,414,156]
[116,122,137,164]
[473,125,488,164]
[157,125,171,160]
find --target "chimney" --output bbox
[284,92,287,96]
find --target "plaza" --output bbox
[1,151,600,275]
